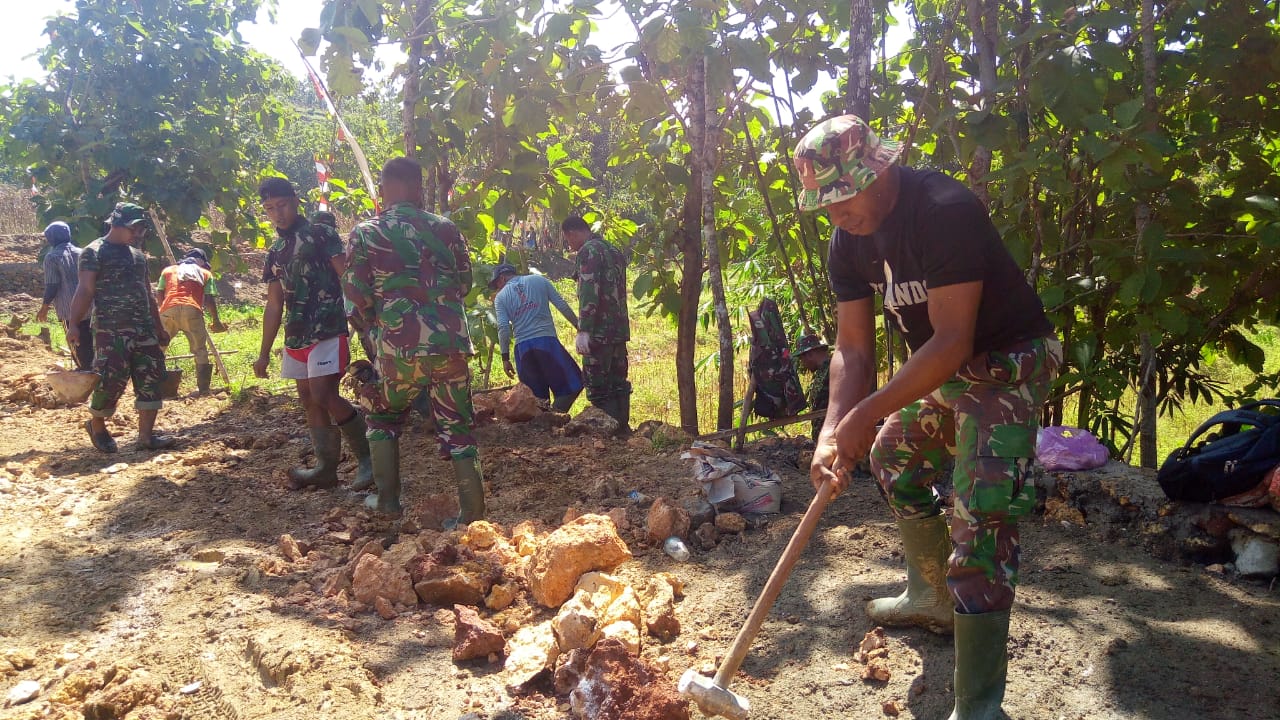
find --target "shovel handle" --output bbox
[713,477,836,688]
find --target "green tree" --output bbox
[0,0,287,260]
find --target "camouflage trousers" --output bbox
[367,352,478,460]
[869,336,1062,613]
[89,328,166,417]
[582,341,630,405]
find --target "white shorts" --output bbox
[280,335,350,380]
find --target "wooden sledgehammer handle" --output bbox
[713,477,836,688]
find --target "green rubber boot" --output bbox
[865,513,955,634]
[947,609,1010,720]
[364,438,402,515]
[453,456,486,525]
[337,412,374,491]
[287,426,340,489]
[195,363,214,395]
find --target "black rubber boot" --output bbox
[287,426,340,489]
[195,363,214,394]
[453,456,486,525]
[947,609,1011,720]
[865,513,955,634]
[364,438,402,515]
[551,388,580,413]
[337,413,374,491]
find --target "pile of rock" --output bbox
[645,495,749,552]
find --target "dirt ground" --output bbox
[1,325,1278,720]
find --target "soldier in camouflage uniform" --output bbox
[561,216,631,428]
[793,333,831,442]
[342,157,484,523]
[65,203,175,453]
[793,115,1060,720]
[254,177,372,493]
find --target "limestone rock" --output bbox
[499,384,542,423]
[568,638,691,720]
[486,582,519,611]
[528,515,632,608]
[382,540,422,571]
[461,521,505,551]
[82,669,163,720]
[453,604,506,662]
[504,620,560,689]
[278,534,303,562]
[351,554,418,607]
[553,573,642,655]
[565,406,620,437]
[553,648,590,695]
[511,521,540,557]
[714,512,747,534]
[1230,529,1280,577]
[646,497,691,544]
[6,679,39,706]
[374,596,398,620]
[639,575,681,642]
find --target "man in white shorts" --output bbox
[253,177,372,491]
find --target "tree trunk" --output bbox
[846,0,874,118]
[697,58,734,431]
[676,190,704,436]
[401,0,432,159]
[964,0,998,206]
[1136,0,1159,468]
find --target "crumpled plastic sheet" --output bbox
[681,441,782,513]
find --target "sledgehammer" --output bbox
[679,477,837,719]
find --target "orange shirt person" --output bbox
[156,249,226,394]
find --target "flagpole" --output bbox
[292,41,380,211]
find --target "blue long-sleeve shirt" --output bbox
[494,274,577,356]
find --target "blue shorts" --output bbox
[515,336,583,400]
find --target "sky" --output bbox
[0,0,838,118]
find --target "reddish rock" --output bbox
[528,515,633,608]
[413,562,494,606]
[567,638,691,720]
[499,384,542,423]
[351,554,418,607]
[453,604,506,662]
[374,596,398,620]
[693,522,720,550]
[646,497,691,544]
[408,492,462,532]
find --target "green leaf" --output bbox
[1113,98,1143,127]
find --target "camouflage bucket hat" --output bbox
[792,115,902,212]
[794,333,828,356]
[109,202,149,228]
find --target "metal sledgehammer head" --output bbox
[679,668,750,720]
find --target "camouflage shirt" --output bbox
[343,202,474,358]
[262,217,348,350]
[807,356,830,412]
[576,234,629,343]
[78,238,156,335]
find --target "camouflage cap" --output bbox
[109,202,149,228]
[794,333,829,356]
[792,115,902,212]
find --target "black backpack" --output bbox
[747,298,806,419]
[1156,399,1280,502]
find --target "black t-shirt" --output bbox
[828,167,1053,354]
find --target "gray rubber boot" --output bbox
[947,610,1010,720]
[364,438,402,515]
[453,456,486,525]
[288,426,340,489]
[337,412,374,491]
[865,513,955,634]
[195,363,214,394]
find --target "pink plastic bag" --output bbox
[1036,426,1110,471]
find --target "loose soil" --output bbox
[1,331,1277,720]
